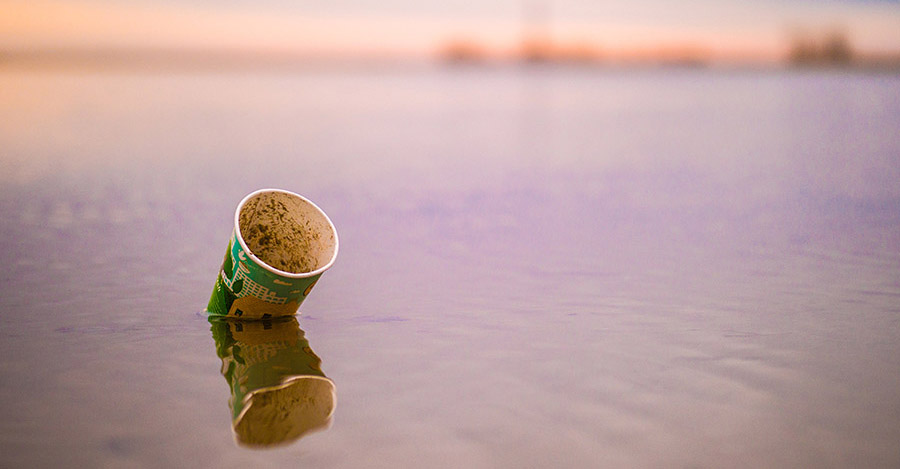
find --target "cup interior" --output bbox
[237,190,337,275]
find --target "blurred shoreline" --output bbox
[0,48,420,72]
[2,46,899,73]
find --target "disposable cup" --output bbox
[207,189,338,319]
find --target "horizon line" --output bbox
[3,45,900,71]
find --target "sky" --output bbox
[2,0,900,60]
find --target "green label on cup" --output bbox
[207,233,321,319]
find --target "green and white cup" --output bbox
[207,189,339,319]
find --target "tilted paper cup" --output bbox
[207,189,338,319]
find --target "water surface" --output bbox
[1,65,899,467]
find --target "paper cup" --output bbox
[207,189,338,319]
[209,316,336,447]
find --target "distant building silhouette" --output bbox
[789,28,853,66]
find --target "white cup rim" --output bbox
[234,188,339,279]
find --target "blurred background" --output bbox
[3,0,900,67]
[2,1,900,468]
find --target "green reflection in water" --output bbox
[209,316,336,448]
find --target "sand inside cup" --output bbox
[238,191,336,274]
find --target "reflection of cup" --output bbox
[209,316,336,448]
[207,189,339,319]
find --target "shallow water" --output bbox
[1,65,899,467]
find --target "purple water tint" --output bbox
[1,66,898,468]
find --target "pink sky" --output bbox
[3,0,900,61]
